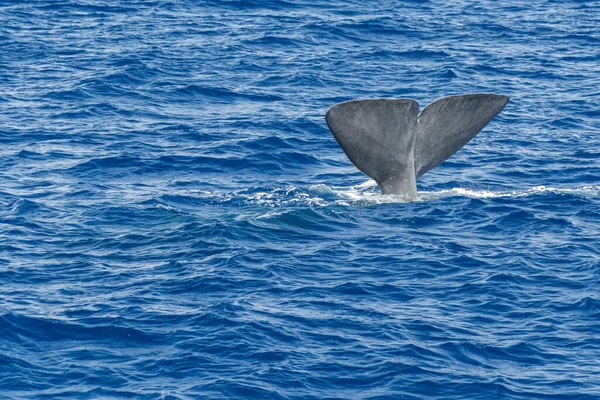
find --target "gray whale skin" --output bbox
[325,93,509,199]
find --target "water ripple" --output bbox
[1,0,599,399]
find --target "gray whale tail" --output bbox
[325,94,509,198]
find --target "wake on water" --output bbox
[161,181,600,210]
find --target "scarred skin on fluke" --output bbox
[325,94,509,199]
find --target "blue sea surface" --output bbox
[1,1,600,398]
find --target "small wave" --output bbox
[366,49,450,60]
[174,85,283,102]
[42,88,91,101]
[242,34,303,47]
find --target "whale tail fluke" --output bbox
[326,94,509,197]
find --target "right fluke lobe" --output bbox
[326,94,509,198]
[414,94,509,178]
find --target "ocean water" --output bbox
[1,0,600,398]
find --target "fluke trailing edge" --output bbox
[326,94,509,198]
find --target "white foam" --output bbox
[177,183,600,210]
[316,182,600,206]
